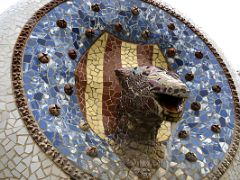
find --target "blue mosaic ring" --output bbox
[12,0,240,179]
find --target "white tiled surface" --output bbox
[0,0,239,179]
[0,0,69,179]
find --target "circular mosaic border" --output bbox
[11,0,240,179]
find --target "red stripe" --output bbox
[102,35,122,135]
[137,45,153,66]
[76,52,88,120]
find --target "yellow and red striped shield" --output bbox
[76,33,171,141]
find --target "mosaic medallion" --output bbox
[11,0,240,179]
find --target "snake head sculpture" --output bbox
[115,66,190,124]
[114,66,190,179]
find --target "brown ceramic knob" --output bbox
[91,4,100,12]
[191,102,201,111]
[49,104,61,116]
[185,73,194,81]
[142,30,150,39]
[68,49,77,60]
[85,28,95,38]
[212,85,221,93]
[115,22,123,32]
[79,122,90,131]
[168,23,175,30]
[211,124,221,133]
[166,48,176,58]
[64,84,74,96]
[56,19,67,28]
[38,53,50,64]
[178,130,189,139]
[185,152,197,162]
[86,146,98,157]
[131,6,140,16]
[195,51,203,59]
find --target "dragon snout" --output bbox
[150,82,190,121]
[150,84,190,99]
[152,85,189,122]
[175,85,190,98]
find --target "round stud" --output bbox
[168,23,175,30]
[38,53,50,64]
[56,19,67,29]
[191,102,201,111]
[166,47,176,58]
[141,30,150,39]
[185,152,197,162]
[178,130,189,139]
[79,122,90,131]
[64,84,74,96]
[91,4,100,12]
[131,6,140,16]
[185,73,194,81]
[195,51,203,59]
[68,49,77,60]
[86,146,98,157]
[212,85,221,93]
[115,22,123,32]
[85,28,95,38]
[211,124,221,133]
[49,104,60,116]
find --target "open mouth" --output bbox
[154,93,184,114]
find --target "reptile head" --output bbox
[115,66,190,123]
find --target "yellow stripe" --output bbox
[152,45,168,70]
[85,33,108,139]
[152,45,172,142]
[121,42,138,68]
[157,121,172,142]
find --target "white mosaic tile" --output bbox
[0,0,69,179]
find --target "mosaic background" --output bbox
[1,0,240,179]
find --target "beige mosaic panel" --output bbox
[0,0,68,179]
[85,33,108,139]
[152,45,168,70]
[156,121,172,142]
[121,42,138,68]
